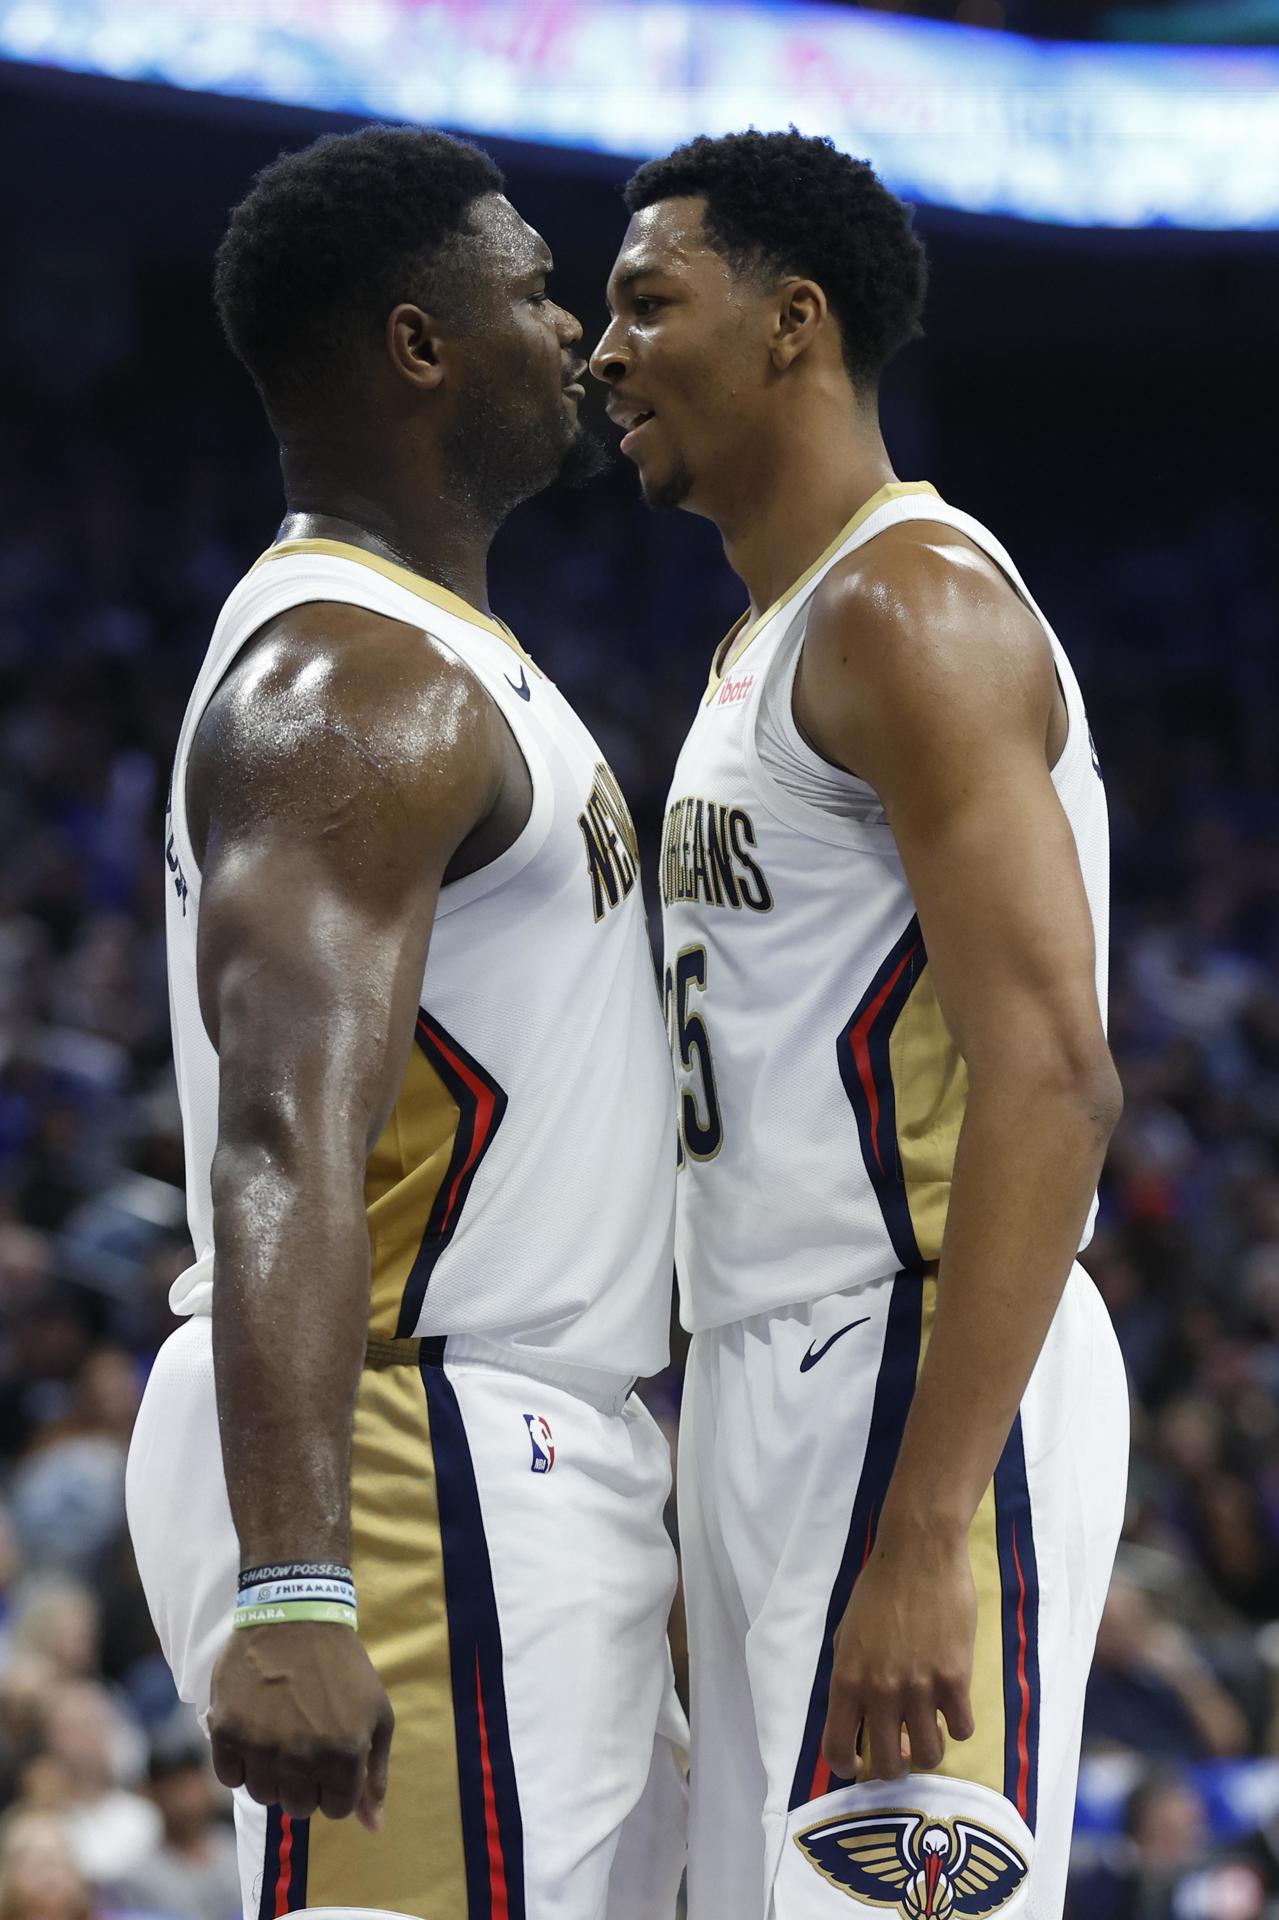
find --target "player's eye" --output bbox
[529,288,551,306]
[633,295,661,317]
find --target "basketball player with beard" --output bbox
[592,131,1127,1920]
[127,127,685,1920]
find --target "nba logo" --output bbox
[523,1413,555,1474]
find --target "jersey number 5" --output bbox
[665,944,723,1163]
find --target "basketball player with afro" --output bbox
[127,126,686,1920]
[592,131,1128,1919]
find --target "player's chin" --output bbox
[639,455,694,514]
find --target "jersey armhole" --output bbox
[171,570,554,914]
[741,622,899,853]
[432,669,554,917]
[888,504,1089,794]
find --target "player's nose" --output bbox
[556,302,583,346]
[589,317,630,386]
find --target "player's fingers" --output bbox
[209,1729,246,1792]
[316,1746,363,1823]
[863,1701,907,1782]
[276,1762,322,1821]
[356,1701,394,1832]
[242,1751,281,1810]
[821,1679,864,1779]
[937,1671,975,1744]
[903,1692,945,1773]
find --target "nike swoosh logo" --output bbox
[505,664,531,701]
[799,1316,870,1372]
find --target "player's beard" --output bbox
[641,457,694,513]
[444,370,606,523]
[554,422,609,491]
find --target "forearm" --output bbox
[211,1133,371,1569]
[878,1062,1118,1549]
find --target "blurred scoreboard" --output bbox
[1,0,1278,228]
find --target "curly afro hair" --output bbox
[623,130,926,387]
[213,125,504,414]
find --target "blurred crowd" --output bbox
[1,366,1277,1920]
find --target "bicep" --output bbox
[805,554,1105,1080]
[197,827,441,1157]
[192,618,501,1155]
[890,751,1103,1081]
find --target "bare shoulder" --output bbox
[809,521,1050,690]
[187,600,502,859]
[798,521,1056,784]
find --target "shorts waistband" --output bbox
[364,1331,636,1414]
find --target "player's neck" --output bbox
[278,445,495,615]
[717,413,897,620]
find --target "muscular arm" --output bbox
[793,528,1122,1780]
[190,601,507,1817]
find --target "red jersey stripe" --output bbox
[1011,1522,1032,1820]
[475,1649,510,1920]
[847,946,918,1173]
[419,1021,499,1234]
[273,1814,293,1918]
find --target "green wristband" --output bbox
[233,1600,358,1631]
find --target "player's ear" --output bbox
[387,304,446,392]
[770,279,828,373]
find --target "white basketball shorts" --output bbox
[127,1317,687,1920]
[679,1262,1128,1920]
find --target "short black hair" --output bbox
[214,125,504,414]
[624,130,926,387]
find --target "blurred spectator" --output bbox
[1085,1576,1249,1762]
[110,1721,238,1920]
[37,1684,157,1886]
[0,1660,57,1814]
[1071,1772,1267,1920]
[5,1586,99,1693]
[0,1810,92,1920]
[6,1354,138,1580]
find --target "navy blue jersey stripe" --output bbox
[256,1806,283,1920]
[284,1816,309,1912]
[836,918,927,1273]
[396,1012,508,1338]
[994,1415,1041,1831]
[788,1271,925,1808]
[420,1349,527,1919]
[257,1806,308,1916]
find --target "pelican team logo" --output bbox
[793,1809,1028,1917]
[523,1413,555,1474]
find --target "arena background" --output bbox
[1,2,1278,1915]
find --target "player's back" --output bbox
[661,482,1109,1330]
[165,538,675,1378]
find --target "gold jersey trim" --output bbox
[704,480,940,703]
[254,537,538,669]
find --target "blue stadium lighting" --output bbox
[2,0,1278,230]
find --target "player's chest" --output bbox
[667,661,761,803]
[531,682,645,929]
[661,689,775,926]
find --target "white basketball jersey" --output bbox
[661,483,1109,1332]
[164,538,675,1377]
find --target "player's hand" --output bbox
[822,1525,976,1783]
[208,1623,394,1829]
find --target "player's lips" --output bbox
[562,382,585,401]
[605,397,658,455]
[620,416,657,457]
